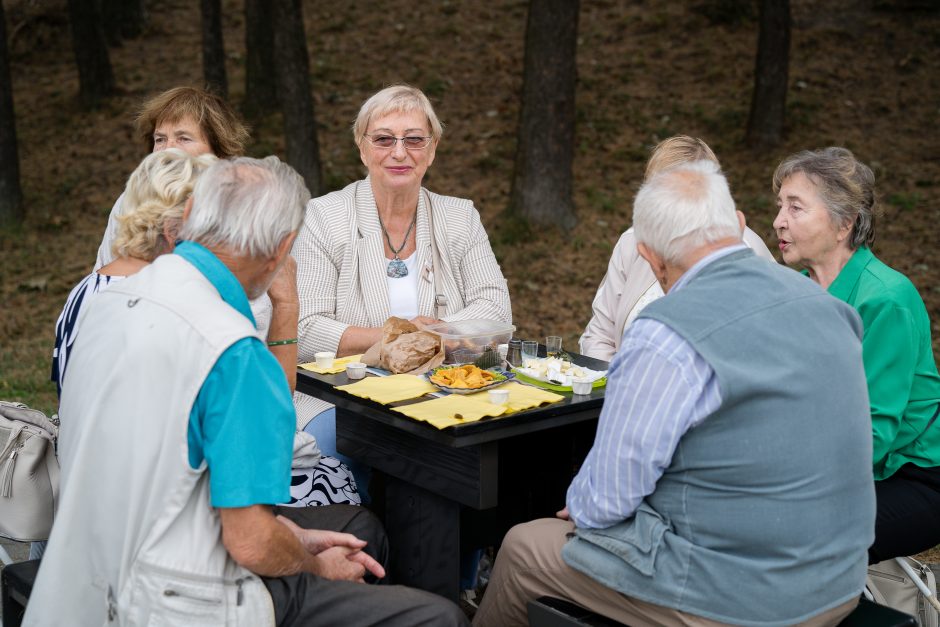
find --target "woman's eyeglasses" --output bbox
[364,134,433,150]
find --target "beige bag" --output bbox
[868,557,940,627]
[362,317,444,374]
[0,401,60,541]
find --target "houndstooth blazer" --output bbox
[291,177,512,425]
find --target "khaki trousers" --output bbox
[472,518,857,627]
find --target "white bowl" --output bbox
[346,362,367,380]
[314,351,336,369]
[571,377,592,395]
[488,389,510,405]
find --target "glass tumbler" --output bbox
[546,336,562,355]
[521,341,539,363]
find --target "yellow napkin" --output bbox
[299,354,364,375]
[335,374,437,404]
[393,395,507,429]
[466,381,564,414]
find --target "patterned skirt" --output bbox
[284,455,361,507]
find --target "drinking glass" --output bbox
[522,341,539,362]
[546,336,562,355]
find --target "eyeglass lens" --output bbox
[368,135,431,149]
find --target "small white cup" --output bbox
[571,377,592,395]
[488,389,510,405]
[346,362,366,380]
[315,351,336,369]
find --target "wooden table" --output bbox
[296,352,608,601]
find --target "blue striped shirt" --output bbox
[566,246,746,529]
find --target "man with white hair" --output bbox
[26,157,467,626]
[473,161,876,626]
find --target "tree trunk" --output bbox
[101,0,146,45]
[746,0,790,149]
[66,0,115,108]
[272,0,320,195]
[0,0,23,227]
[201,0,228,98]
[508,0,580,230]
[243,0,277,119]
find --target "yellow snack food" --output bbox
[430,364,497,389]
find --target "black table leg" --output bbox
[384,477,461,602]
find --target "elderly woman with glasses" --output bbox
[773,147,940,563]
[292,84,512,496]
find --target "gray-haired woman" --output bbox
[772,146,940,562]
[292,85,512,498]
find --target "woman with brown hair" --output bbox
[93,86,249,270]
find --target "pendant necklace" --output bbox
[377,208,417,278]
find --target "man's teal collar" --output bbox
[174,241,256,325]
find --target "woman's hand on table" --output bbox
[410,315,441,328]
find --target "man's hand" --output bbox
[267,255,298,308]
[277,515,386,581]
[556,507,570,521]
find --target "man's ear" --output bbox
[638,242,668,290]
[638,242,663,273]
[267,231,298,272]
[737,210,747,235]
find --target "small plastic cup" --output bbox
[315,351,336,369]
[546,336,563,354]
[345,362,367,380]
[571,377,592,395]
[488,389,510,405]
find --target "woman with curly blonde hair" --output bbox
[52,149,216,396]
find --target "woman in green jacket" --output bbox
[772,146,940,562]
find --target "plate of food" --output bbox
[427,364,515,395]
[511,356,607,392]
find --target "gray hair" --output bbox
[772,147,876,250]
[633,160,741,265]
[352,84,444,147]
[178,156,309,259]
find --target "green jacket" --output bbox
[829,247,940,480]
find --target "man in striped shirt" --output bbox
[473,161,875,627]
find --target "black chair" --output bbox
[526,596,918,627]
[1,559,40,627]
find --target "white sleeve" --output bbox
[93,193,125,271]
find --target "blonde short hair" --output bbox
[645,136,720,181]
[135,86,249,158]
[112,149,218,261]
[352,85,444,147]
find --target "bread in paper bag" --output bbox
[362,317,444,374]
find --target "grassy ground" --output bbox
[1,0,938,561]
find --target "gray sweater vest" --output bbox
[562,249,875,626]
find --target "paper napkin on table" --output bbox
[335,374,436,404]
[299,354,364,375]
[466,381,564,413]
[392,395,507,429]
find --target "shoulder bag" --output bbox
[0,401,60,541]
[868,556,940,627]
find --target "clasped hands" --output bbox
[277,515,386,583]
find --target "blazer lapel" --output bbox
[415,190,435,318]
[354,179,391,326]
